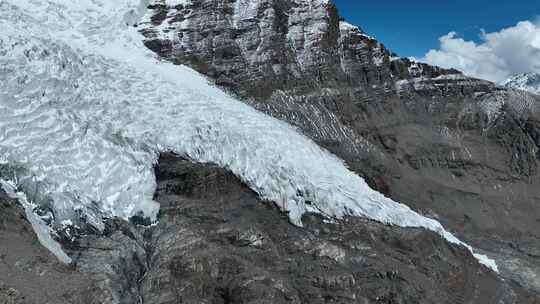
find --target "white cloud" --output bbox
[421,21,540,83]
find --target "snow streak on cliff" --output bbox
[0,0,497,271]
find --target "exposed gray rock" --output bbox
[139,0,540,295]
[3,155,539,303]
[137,154,534,304]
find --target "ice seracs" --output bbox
[0,0,497,272]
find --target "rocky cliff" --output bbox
[139,0,540,296]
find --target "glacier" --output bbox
[0,0,497,272]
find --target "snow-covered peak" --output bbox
[339,21,373,39]
[502,73,540,95]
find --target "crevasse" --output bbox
[0,0,497,272]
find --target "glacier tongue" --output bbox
[0,0,497,272]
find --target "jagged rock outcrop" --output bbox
[3,154,539,303]
[139,0,458,98]
[139,0,540,295]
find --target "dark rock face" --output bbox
[0,192,95,304]
[141,155,533,304]
[139,0,540,294]
[4,155,539,303]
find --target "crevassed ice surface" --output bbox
[0,0,497,271]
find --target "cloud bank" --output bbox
[421,21,540,83]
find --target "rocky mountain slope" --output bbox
[140,0,540,296]
[503,73,540,94]
[2,154,538,304]
[1,0,540,303]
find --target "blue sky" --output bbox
[333,0,540,58]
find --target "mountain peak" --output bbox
[502,72,540,94]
